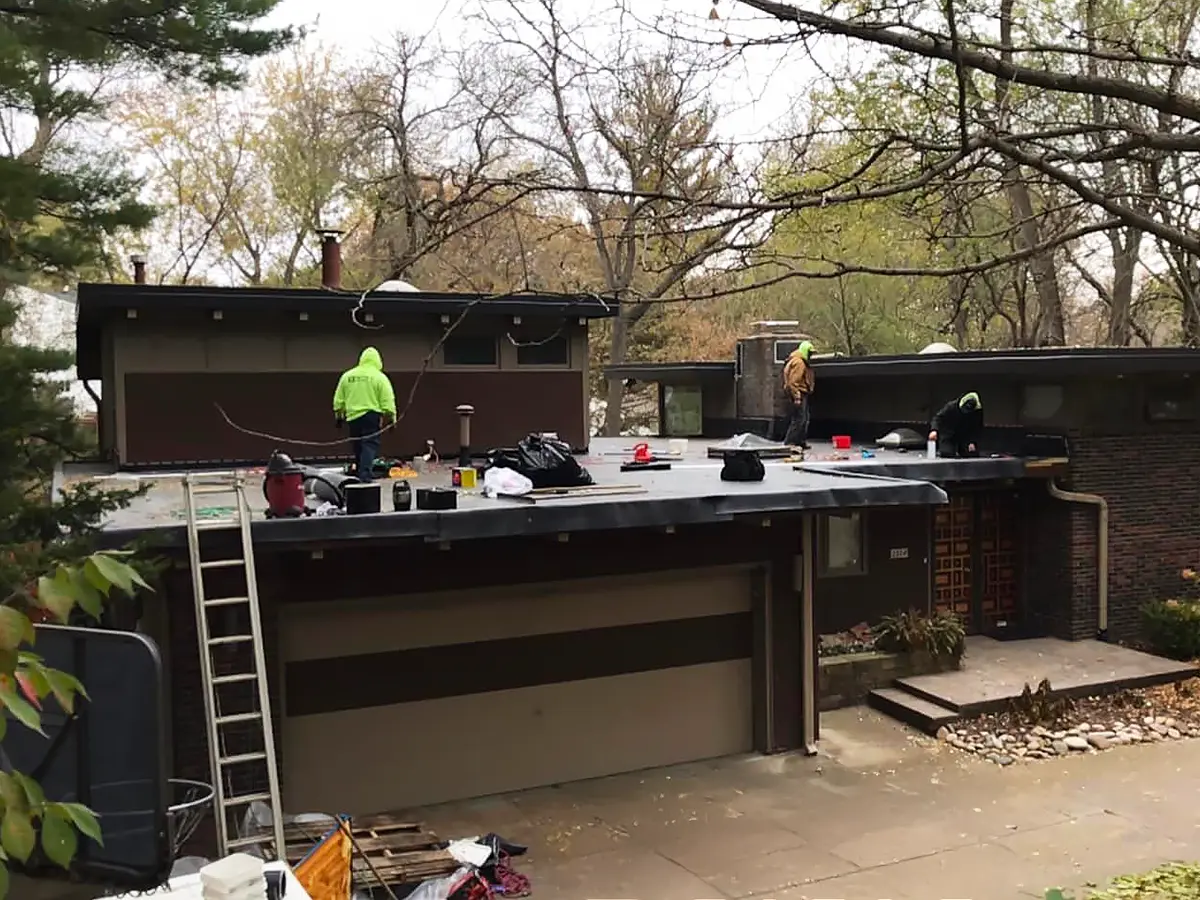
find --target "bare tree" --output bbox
[340,32,527,285]
[474,0,773,434]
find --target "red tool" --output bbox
[632,442,654,463]
[263,450,306,518]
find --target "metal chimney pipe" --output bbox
[456,404,475,467]
[317,229,344,290]
[130,254,147,285]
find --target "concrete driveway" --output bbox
[412,708,1200,900]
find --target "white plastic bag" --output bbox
[484,466,533,498]
[404,865,475,900]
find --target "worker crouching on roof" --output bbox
[930,391,982,459]
[782,340,816,448]
[333,347,397,481]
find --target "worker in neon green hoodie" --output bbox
[333,347,397,481]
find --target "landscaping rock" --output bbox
[937,677,1200,767]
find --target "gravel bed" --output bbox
[936,677,1200,765]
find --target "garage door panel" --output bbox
[283,567,753,661]
[281,567,757,812]
[287,610,751,716]
[284,661,753,815]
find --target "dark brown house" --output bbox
[608,340,1200,648]
[75,283,615,467]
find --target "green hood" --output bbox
[797,340,814,361]
[358,347,383,370]
[959,391,981,410]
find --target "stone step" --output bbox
[868,687,961,734]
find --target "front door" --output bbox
[933,490,1021,635]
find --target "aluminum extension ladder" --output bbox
[183,473,286,860]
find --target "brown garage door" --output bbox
[280,567,755,814]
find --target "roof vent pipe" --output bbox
[130,254,147,285]
[317,229,344,290]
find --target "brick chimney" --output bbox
[317,229,344,290]
[130,254,147,285]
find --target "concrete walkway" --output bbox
[412,708,1200,900]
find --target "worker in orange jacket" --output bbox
[781,340,815,448]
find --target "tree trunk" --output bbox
[1107,229,1142,345]
[1002,177,1066,346]
[602,311,633,437]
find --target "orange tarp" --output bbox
[294,819,352,900]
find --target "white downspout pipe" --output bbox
[1047,481,1109,638]
[801,513,818,754]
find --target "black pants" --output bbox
[783,395,810,447]
[348,411,382,481]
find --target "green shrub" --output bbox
[874,609,966,659]
[1141,599,1200,661]
[1046,861,1200,899]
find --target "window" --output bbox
[516,333,569,366]
[773,340,801,364]
[1022,384,1064,422]
[663,385,703,436]
[735,342,744,378]
[819,511,866,577]
[442,336,497,367]
[1145,381,1196,422]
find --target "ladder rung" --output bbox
[205,596,250,608]
[200,558,246,570]
[208,635,253,646]
[212,672,258,685]
[196,518,241,531]
[221,792,274,807]
[226,834,276,850]
[216,712,263,725]
[191,485,238,496]
[219,752,268,766]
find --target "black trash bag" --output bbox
[487,433,594,489]
[720,450,765,482]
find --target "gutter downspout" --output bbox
[801,513,818,755]
[1047,481,1109,639]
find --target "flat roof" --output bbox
[608,346,1200,381]
[75,283,618,380]
[75,438,957,549]
[71,438,1065,550]
[606,362,736,382]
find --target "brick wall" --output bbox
[1063,431,1200,640]
[1021,484,1074,639]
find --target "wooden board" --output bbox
[265,811,458,890]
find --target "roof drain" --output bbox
[1047,481,1109,640]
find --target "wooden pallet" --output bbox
[274,812,460,889]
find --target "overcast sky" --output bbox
[263,0,822,140]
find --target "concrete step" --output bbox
[868,687,961,734]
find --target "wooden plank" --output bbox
[347,812,423,831]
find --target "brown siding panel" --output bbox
[814,507,931,633]
[123,371,587,465]
[286,612,752,715]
